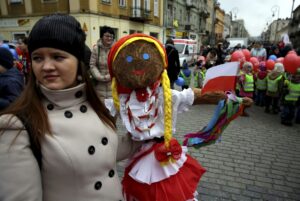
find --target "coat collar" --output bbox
[40,83,86,108]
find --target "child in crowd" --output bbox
[265,63,285,114]
[193,56,206,89]
[281,68,300,126]
[179,60,192,90]
[0,47,24,111]
[255,62,268,106]
[238,62,255,116]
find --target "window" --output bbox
[144,0,150,11]
[153,0,158,17]
[119,0,126,7]
[132,0,141,17]
[41,0,57,3]
[9,0,23,4]
[129,30,142,34]
[150,32,158,39]
[102,0,111,4]
[179,9,182,22]
[12,32,27,41]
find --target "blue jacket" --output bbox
[0,68,24,110]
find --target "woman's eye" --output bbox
[54,55,65,61]
[126,55,133,63]
[32,56,42,62]
[143,53,150,60]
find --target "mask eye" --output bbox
[126,55,133,63]
[142,53,150,60]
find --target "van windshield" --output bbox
[174,44,185,54]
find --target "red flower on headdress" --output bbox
[154,138,182,163]
[135,88,149,102]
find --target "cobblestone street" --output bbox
[117,103,300,201]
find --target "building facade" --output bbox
[164,0,209,45]
[289,5,300,50]
[0,0,163,48]
[223,13,231,39]
[231,19,248,38]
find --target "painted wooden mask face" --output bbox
[112,40,164,89]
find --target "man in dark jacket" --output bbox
[165,38,180,89]
[0,47,24,110]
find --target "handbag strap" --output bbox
[17,114,42,169]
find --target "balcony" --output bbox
[200,10,210,18]
[130,7,152,22]
[186,0,196,9]
[185,24,195,31]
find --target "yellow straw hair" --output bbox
[161,70,172,148]
[111,77,120,112]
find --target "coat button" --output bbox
[94,181,102,190]
[80,105,87,113]
[75,91,83,98]
[47,104,54,110]
[101,137,108,145]
[88,146,95,155]
[108,169,115,177]
[64,111,73,118]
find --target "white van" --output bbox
[173,39,198,67]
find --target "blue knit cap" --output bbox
[0,47,13,69]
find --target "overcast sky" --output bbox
[217,0,300,37]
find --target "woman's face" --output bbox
[18,40,27,52]
[101,32,114,47]
[31,47,78,90]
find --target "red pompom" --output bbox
[135,88,149,102]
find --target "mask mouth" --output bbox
[132,69,146,75]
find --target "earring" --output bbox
[77,75,83,82]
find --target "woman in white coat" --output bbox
[0,14,138,201]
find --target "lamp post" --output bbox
[291,0,295,18]
[232,7,239,37]
[264,17,272,42]
[271,5,280,42]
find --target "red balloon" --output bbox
[231,51,245,68]
[242,49,251,61]
[276,57,284,64]
[284,53,299,74]
[249,57,259,72]
[266,59,275,71]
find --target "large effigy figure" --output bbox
[105,33,252,201]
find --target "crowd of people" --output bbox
[185,39,300,126]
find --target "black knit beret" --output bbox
[28,14,86,61]
[0,47,13,69]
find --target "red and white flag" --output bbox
[201,62,239,94]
